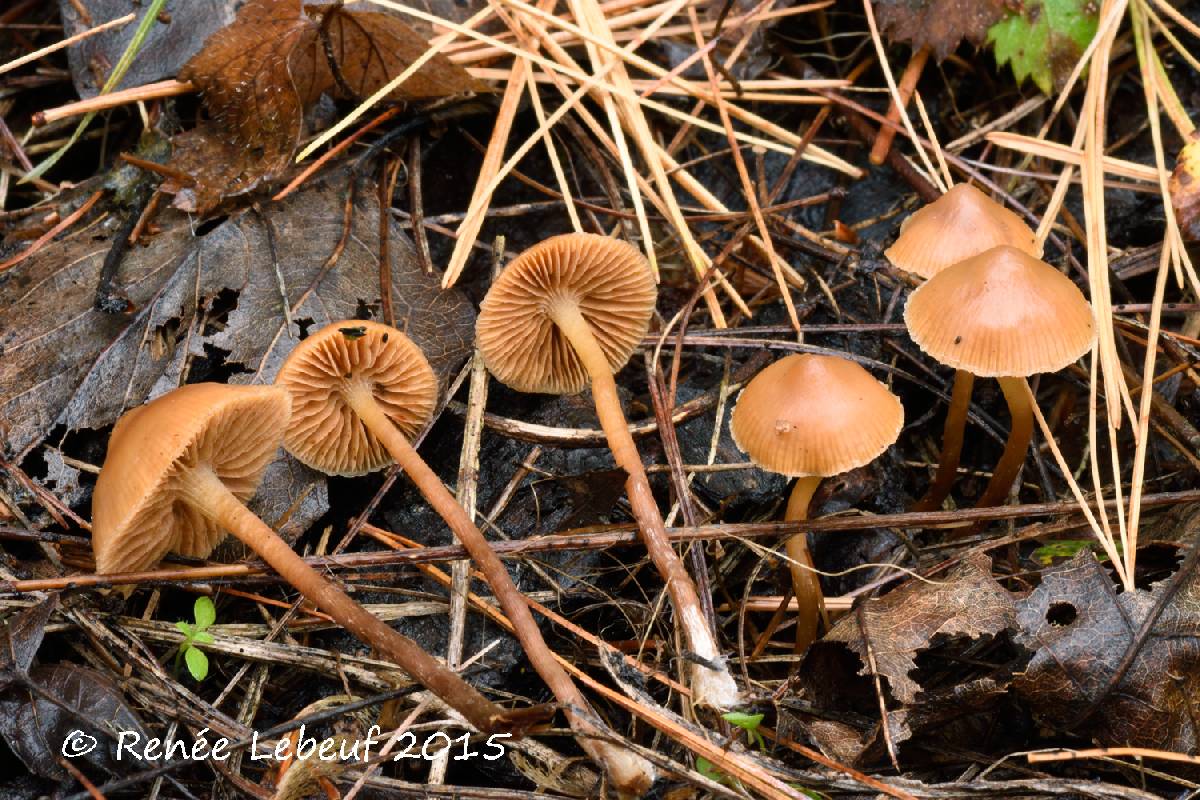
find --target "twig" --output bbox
[1028,746,1200,766]
[12,491,1200,595]
[377,156,403,327]
[870,46,930,165]
[95,181,154,313]
[407,135,433,273]
[429,345,491,783]
[857,604,900,771]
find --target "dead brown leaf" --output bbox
[824,553,1017,704]
[0,172,474,528]
[1014,547,1200,752]
[303,4,485,101]
[1170,132,1200,241]
[165,0,484,213]
[873,0,1007,61]
[59,0,237,98]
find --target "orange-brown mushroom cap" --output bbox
[885,183,1036,279]
[275,321,438,476]
[731,354,904,478]
[476,233,657,395]
[92,383,291,574]
[904,245,1095,377]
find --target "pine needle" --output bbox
[24,0,167,182]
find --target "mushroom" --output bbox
[274,321,656,794]
[731,353,903,651]
[476,233,741,710]
[885,183,1036,280]
[92,383,519,734]
[885,185,1039,512]
[905,245,1095,509]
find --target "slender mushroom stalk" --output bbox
[975,376,1034,509]
[549,300,736,702]
[911,369,974,512]
[731,353,903,654]
[477,233,741,710]
[276,322,656,795]
[92,384,520,735]
[905,246,1095,512]
[782,476,824,653]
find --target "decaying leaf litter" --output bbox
[1,0,1200,796]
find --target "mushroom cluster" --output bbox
[84,201,1094,790]
[91,383,521,735]
[888,184,1095,511]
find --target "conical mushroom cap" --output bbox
[885,184,1036,279]
[477,233,657,395]
[904,245,1095,377]
[92,383,291,574]
[275,321,438,476]
[731,354,904,478]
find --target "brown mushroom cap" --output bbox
[731,354,904,478]
[275,320,438,476]
[904,245,1095,377]
[92,383,291,574]
[477,233,657,395]
[885,184,1036,279]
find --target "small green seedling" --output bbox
[695,711,769,787]
[175,596,216,681]
[722,710,766,750]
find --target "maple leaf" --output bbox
[987,0,1100,94]
[164,0,484,213]
[873,0,1007,61]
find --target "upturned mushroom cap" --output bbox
[904,245,1095,377]
[731,354,904,478]
[477,233,657,395]
[275,321,438,476]
[885,184,1036,279]
[92,383,291,574]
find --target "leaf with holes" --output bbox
[987,0,1099,94]
[0,172,474,530]
[1014,544,1200,751]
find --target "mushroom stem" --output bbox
[549,302,740,710]
[975,376,1034,509]
[783,476,826,653]
[179,465,515,735]
[912,369,974,512]
[345,387,657,794]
